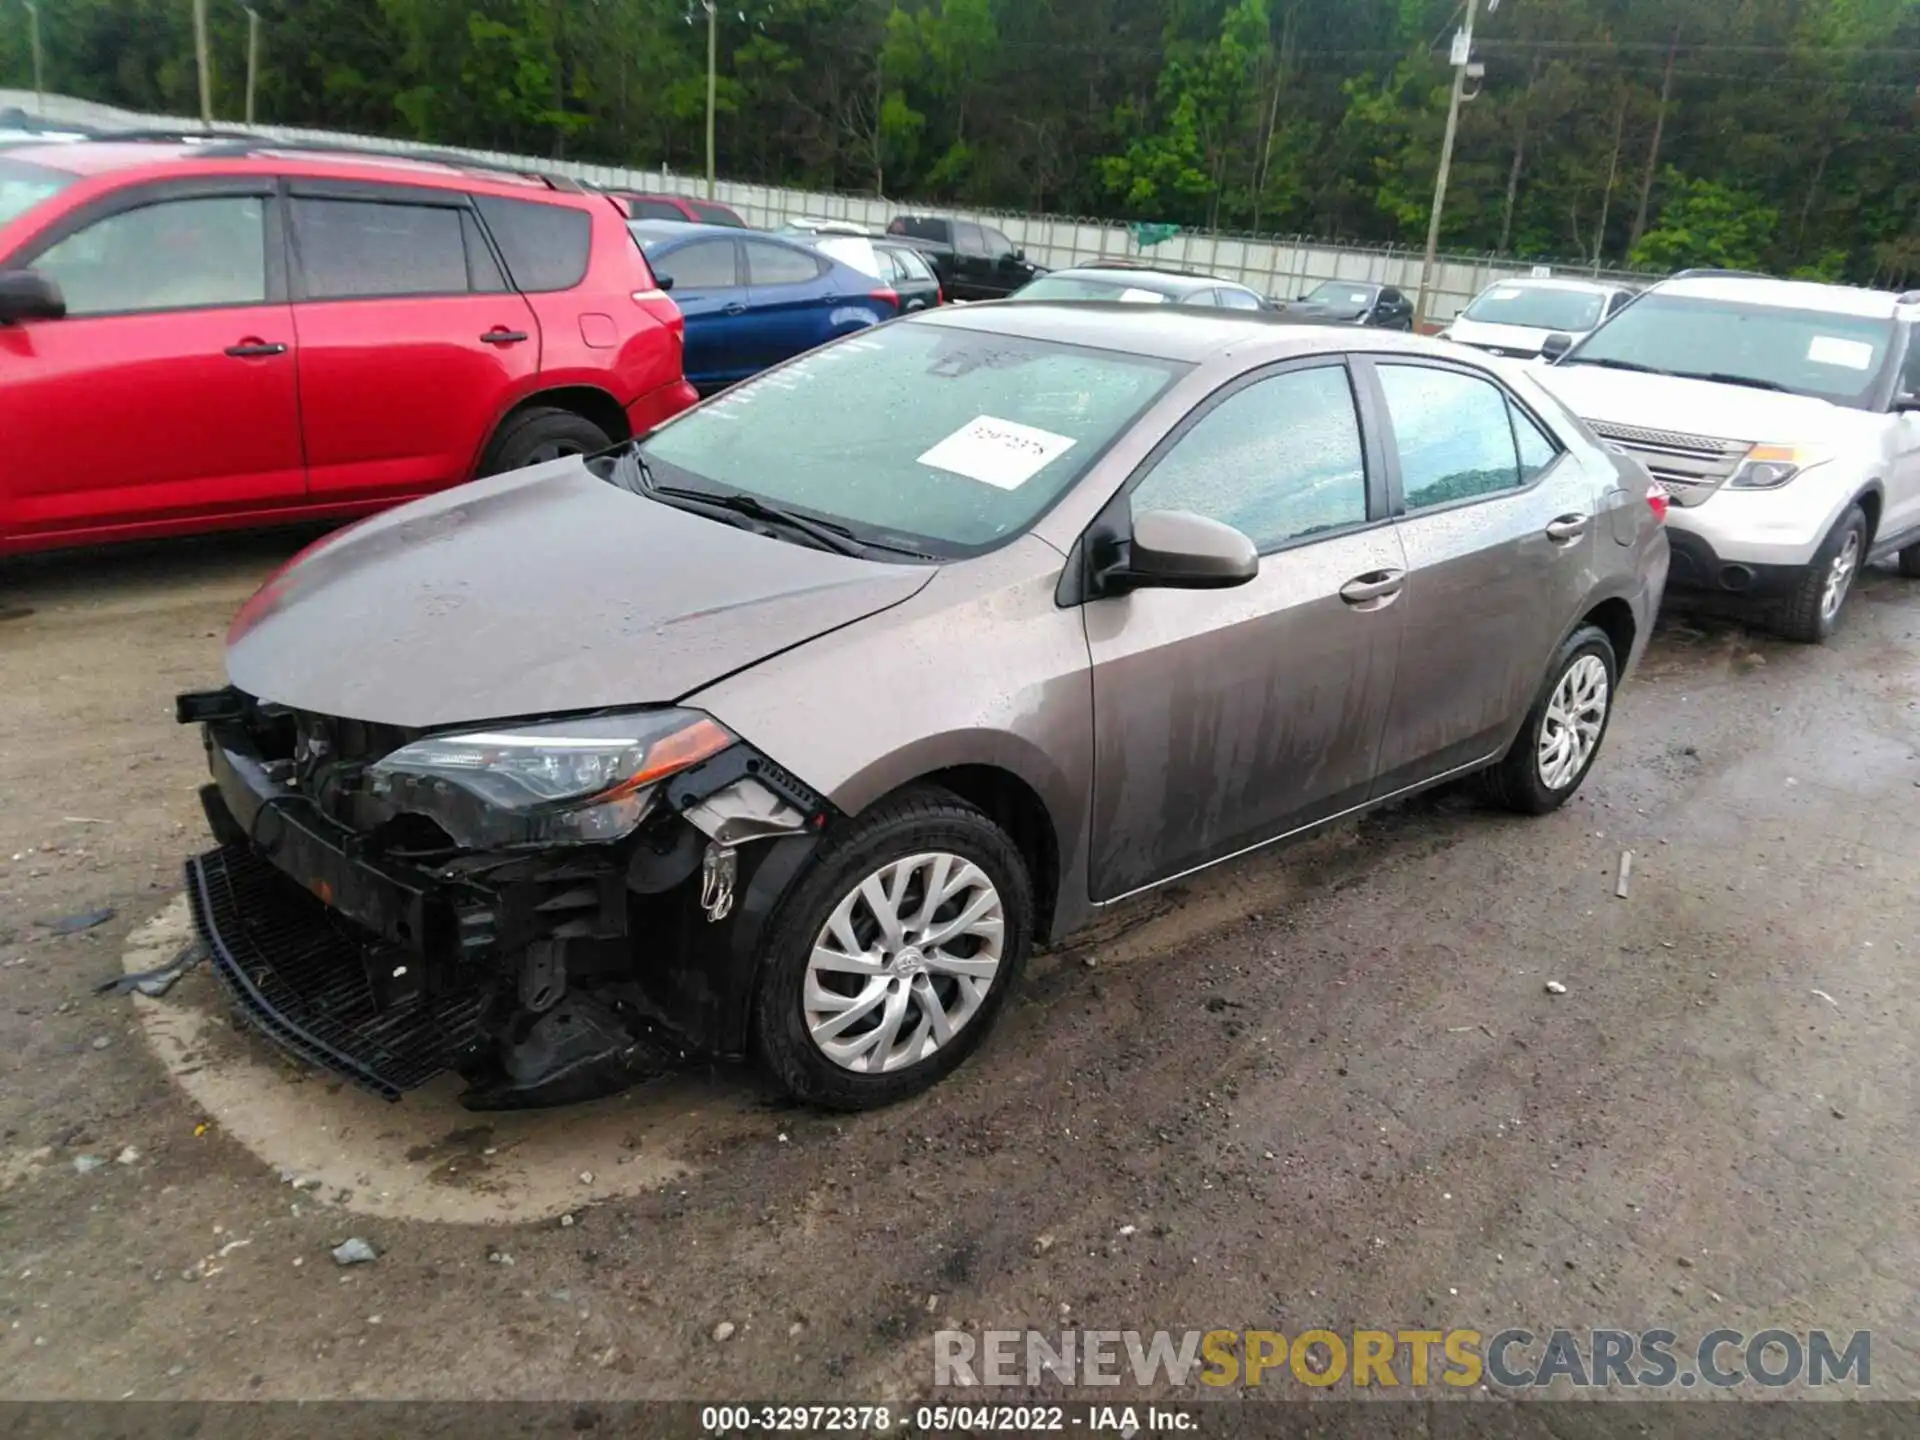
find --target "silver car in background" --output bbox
[179,306,1669,1113]
[1444,276,1638,360]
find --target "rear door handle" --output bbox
[224,340,286,358]
[1546,514,1590,543]
[722,303,747,316]
[480,328,529,345]
[1339,569,1405,607]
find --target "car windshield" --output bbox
[1564,293,1895,407]
[1014,274,1171,304]
[634,321,1185,555]
[1306,281,1374,305]
[0,156,76,228]
[1463,285,1606,332]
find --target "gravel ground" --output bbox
[2,532,1917,1414]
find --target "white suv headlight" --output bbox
[1728,443,1830,489]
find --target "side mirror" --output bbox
[1895,392,1920,414]
[1540,332,1575,362]
[654,274,675,292]
[0,269,65,324]
[1013,248,1025,262]
[1099,510,1258,596]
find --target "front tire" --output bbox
[752,786,1033,1110]
[1772,504,1866,644]
[1482,624,1618,815]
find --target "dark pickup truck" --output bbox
[884,215,1045,301]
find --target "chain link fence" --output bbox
[5,90,1659,322]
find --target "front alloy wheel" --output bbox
[805,853,1005,1074]
[754,787,1032,1109]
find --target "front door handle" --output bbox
[224,340,287,358]
[722,303,747,316]
[480,328,529,345]
[1545,514,1590,543]
[1339,569,1405,607]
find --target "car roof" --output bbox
[908,300,1456,365]
[1475,276,1625,296]
[627,218,742,243]
[1045,266,1242,298]
[1654,273,1906,319]
[0,137,582,200]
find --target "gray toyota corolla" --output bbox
[178,304,1668,1111]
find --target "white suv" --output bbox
[1536,273,1920,641]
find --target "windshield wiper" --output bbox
[1559,356,1670,376]
[612,443,934,560]
[1668,370,1791,394]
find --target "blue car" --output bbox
[628,221,900,392]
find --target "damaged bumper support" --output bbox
[176,687,832,1108]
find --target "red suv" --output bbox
[0,139,697,556]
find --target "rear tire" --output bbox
[1771,504,1866,644]
[1482,624,1618,816]
[479,406,612,477]
[752,786,1032,1111]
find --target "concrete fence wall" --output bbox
[6,90,1656,321]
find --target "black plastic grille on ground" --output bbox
[186,844,485,1101]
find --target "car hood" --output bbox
[1534,364,1867,448]
[1446,316,1568,358]
[224,460,936,729]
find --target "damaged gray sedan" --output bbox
[178,304,1668,1111]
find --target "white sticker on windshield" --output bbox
[1482,286,1523,302]
[917,416,1078,491]
[1118,287,1169,304]
[1807,336,1874,370]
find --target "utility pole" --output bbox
[244,5,259,126]
[193,0,213,127]
[1415,0,1490,331]
[24,0,42,114]
[703,0,717,199]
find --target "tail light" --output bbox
[1646,488,1670,524]
[934,285,945,306]
[870,286,900,311]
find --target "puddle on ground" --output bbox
[124,897,775,1225]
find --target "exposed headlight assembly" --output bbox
[368,708,735,848]
[1728,443,1829,490]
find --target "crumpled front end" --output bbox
[176,686,833,1108]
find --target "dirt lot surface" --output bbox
[2,532,1918,1414]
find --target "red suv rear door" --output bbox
[285,180,540,501]
[0,176,305,543]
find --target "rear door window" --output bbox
[744,239,824,286]
[1215,287,1264,311]
[472,195,591,292]
[32,195,267,315]
[649,238,737,289]
[1377,364,1524,510]
[292,198,468,299]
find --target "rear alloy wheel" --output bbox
[1482,624,1618,815]
[1773,504,1866,644]
[479,406,613,477]
[753,787,1032,1109]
